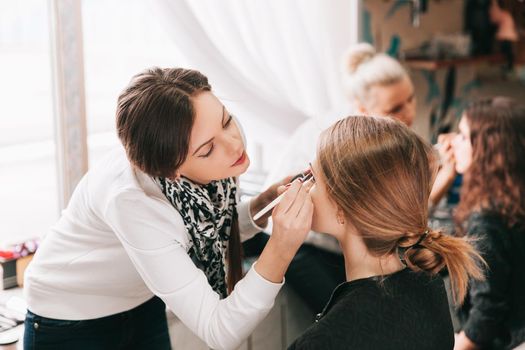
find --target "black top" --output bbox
[289,268,454,350]
[456,212,525,350]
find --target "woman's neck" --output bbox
[339,231,405,282]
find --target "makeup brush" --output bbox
[253,172,313,221]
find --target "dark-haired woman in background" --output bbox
[289,116,484,350]
[452,97,525,350]
[23,68,314,350]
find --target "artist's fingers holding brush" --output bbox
[271,179,313,251]
[273,179,302,216]
[288,178,314,218]
[278,168,311,194]
[296,190,313,231]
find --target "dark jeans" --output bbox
[500,40,514,72]
[24,296,170,350]
[243,232,345,315]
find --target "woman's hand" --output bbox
[429,133,457,206]
[270,178,314,258]
[437,133,457,180]
[249,175,294,227]
[254,179,314,283]
[454,331,479,350]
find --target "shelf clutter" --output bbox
[0,240,38,290]
[403,54,508,70]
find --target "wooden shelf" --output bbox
[403,54,506,70]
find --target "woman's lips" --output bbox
[232,151,246,166]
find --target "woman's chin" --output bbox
[455,162,470,175]
[202,158,251,182]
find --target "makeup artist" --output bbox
[23,67,314,350]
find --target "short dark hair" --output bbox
[116,67,211,177]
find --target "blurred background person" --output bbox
[452,97,525,350]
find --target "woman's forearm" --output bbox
[254,236,295,283]
[429,168,456,206]
[254,179,313,283]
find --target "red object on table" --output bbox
[0,251,14,260]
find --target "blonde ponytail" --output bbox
[400,229,485,305]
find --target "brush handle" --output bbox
[253,191,286,221]
[253,173,314,221]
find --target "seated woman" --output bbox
[289,116,484,350]
[452,97,525,350]
[262,42,456,315]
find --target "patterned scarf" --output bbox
[156,176,237,299]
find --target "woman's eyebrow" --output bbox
[192,106,226,156]
[193,138,214,156]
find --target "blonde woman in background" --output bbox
[261,43,457,314]
[342,42,416,126]
[343,43,458,206]
[289,116,484,350]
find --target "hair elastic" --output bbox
[408,229,430,249]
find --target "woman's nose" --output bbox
[396,111,412,127]
[223,132,242,154]
[403,105,416,125]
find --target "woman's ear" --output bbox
[336,209,346,226]
[169,171,181,181]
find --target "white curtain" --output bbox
[150,0,356,137]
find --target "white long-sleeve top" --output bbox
[24,146,283,350]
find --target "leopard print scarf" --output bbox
[156,176,237,299]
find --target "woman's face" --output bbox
[308,160,345,238]
[362,75,416,127]
[452,115,473,174]
[177,92,250,184]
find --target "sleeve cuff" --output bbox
[237,200,266,240]
[462,316,497,347]
[236,263,284,309]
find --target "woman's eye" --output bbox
[388,105,403,115]
[200,144,214,158]
[224,115,233,128]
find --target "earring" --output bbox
[337,216,345,225]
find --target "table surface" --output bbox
[0,288,23,350]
